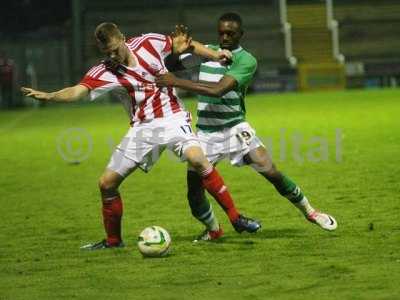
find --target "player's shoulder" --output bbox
[126,36,139,44]
[126,33,171,53]
[235,47,257,65]
[141,33,169,41]
[85,63,106,77]
[126,33,167,44]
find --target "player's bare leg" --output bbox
[99,169,125,244]
[81,169,128,251]
[244,146,337,231]
[81,169,126,250]
[184,146,261,236]
[81,148,139,250]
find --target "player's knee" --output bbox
[252,161,280,178]
[98,175,118,193]
[251,158,274,173]
[188,156,209,172]
[264,166,283,183]
[185,147,210,172]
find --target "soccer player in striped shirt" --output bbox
[157,13,338,235]
[21,22,260,249]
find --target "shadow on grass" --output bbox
[220,228,305,245]
[172,228,304,245]
[255,228,304,239]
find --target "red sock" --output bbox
[102,195,123,245]
[201,167,239,222]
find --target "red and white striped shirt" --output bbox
[80,33,184,124]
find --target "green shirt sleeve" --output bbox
[225,53,257,88]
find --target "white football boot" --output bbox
[307,211,338,231]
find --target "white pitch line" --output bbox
[0,109,36,134]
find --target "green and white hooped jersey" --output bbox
[196,45,257,132]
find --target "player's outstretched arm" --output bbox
[190,40,232,63]
[156,72,236,97]
[21,84,89,103]
[170,25,231,63]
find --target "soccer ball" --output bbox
[137,226,171,257]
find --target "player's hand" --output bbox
[218,49,233,65]
[102,58,120,72]
[21,87,52,101]
[171,24,192,54]
[155,72,178,87]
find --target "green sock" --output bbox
[197,205,219,231]
[275,174,314,215]
[187,171,220,231]
[190,198,219,231]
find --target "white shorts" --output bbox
[197,122,264,166]
[107,111,200,175]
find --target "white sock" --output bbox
[293,196,314,215]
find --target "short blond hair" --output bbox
[94,22,123,46]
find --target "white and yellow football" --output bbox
[137,226,171,257]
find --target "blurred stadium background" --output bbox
[1,0,399,108]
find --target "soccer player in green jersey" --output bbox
[157,13,337,240]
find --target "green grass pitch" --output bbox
[0,89,399,299]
